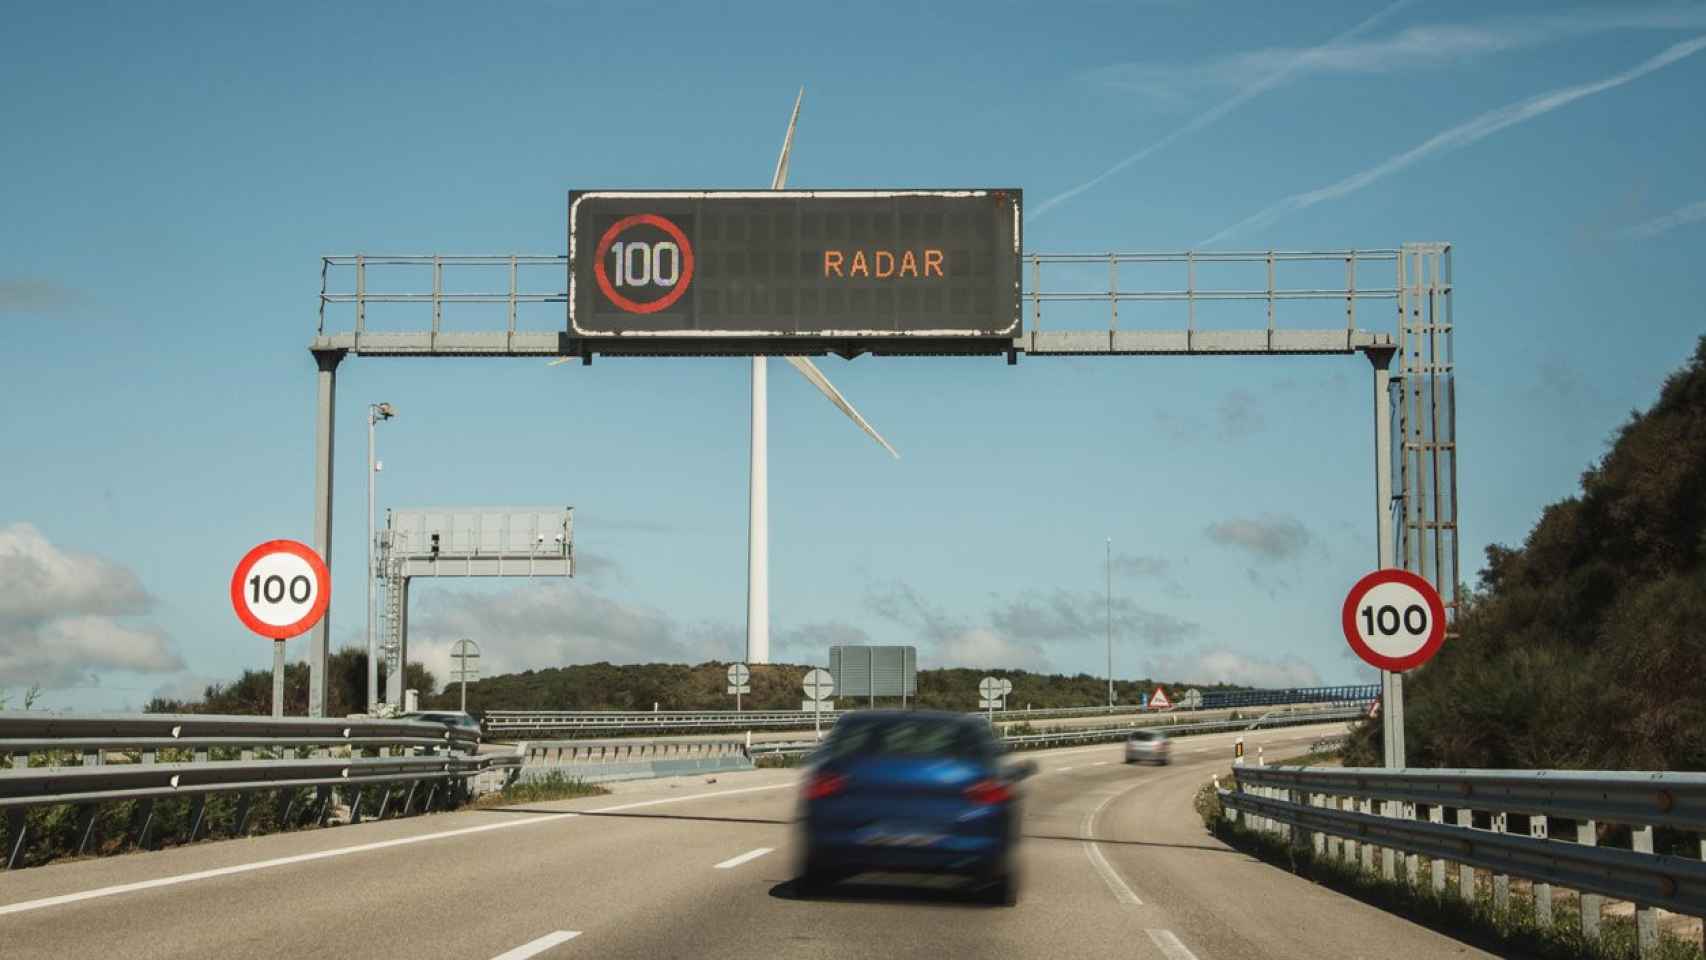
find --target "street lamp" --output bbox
[1106,537,1113,711]
[367,401,396,714]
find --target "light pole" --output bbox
[1106,537,1113,712]
[367,401,396,714]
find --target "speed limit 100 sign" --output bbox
[230,540,330,640]
[1341,569,1446,671]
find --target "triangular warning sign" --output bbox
[1149,686,1172,710]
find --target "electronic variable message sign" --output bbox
[568,189,1021,356]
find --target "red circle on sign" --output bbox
[592,214,695,315]
[229,539,331,640]
[1340,568,1446,672]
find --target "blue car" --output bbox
[795,710,1037,905]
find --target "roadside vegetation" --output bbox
[476,770,608,806]
[1193,784,1703,960]
[1342,336,1706,773]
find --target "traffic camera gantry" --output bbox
[306,182,1455,770]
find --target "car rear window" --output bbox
[824,718,990,760]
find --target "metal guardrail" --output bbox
[744,707,1363,759]
[483,689,1377,735]
[520,739,748,765]
[1219,766,1706,953]
[0,712,513,870]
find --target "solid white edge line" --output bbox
[1146,929,1201,960]
[1091,761,1110,766]
[586,781,794,813]
[491,930,582,960]
[713,847,775,870]
[0,813,578,918]
[1081,792,1141,905]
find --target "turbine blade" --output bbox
[771,87,804,190]
[785,355,899,459]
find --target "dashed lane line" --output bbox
[713,847,774,870]
[490,930,582,959]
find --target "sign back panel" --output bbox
[569,190,1021,355]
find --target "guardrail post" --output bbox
[401,780,419,816]
[1382,800,1397,880]
[75,803,100,856]
[314,786,334,826]
[1311,794,1326,857]
[1429,805,1446,893]
[5,807,29,869]
[1529,815,1551,926]
[1289,789,1309,852]
[1340,796,1355,863]
[1633,825,1658,955]
[375,786,394,820]
[1359,797,1376,873]
[275,789,297,829]
[1456,808,1474,901]
[233,791,255,836]
[1578,819,1601,939]
[1490,812,1509,911]
[348,787,366,825]
[132,798,159,851]
[187,795,210,842]
[1403,804,1419,886]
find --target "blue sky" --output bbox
[4,0,1705,710]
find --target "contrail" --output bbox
[1028,0,1417,224]
[1622,198,1706,239]
[1200,34,1706,246]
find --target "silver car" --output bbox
[1124,729,1171,765]
[400,711,483,752]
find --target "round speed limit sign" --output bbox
[229,540,330,640]
[1341,568,1446,671]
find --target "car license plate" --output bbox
[857,824,944,847]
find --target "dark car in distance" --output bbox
[795,710,1036,905]
[398,710,483,751]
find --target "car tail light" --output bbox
[804,772,847,800]
[964,779,1011,806]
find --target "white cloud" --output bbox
[1147,647,1323,688]
[1205,515,1313,562]
[1621,198,1706,239]
[1092,7,1706,102]
[1202,35,1706,244]
[936,628,1052,672]
[1217,389,1265,439]
[0,523,182,689]
[1032,0,1414,221]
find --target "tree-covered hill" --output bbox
[1344,335,1706,771]
[422,661,1246,715]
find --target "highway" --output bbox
[0,722,1489,960]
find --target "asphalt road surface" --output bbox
[0,722,1491,960]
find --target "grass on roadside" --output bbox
[475,771,610,807]
[754,753,809,769]
[1193,779,1706,960]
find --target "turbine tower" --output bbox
[748,88,899,663]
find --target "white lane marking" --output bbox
[1091,761,1110,767]
[1058,766,1077,772]
[587,781,794,813]
[1081,792,1141,905]
[1146,929,1200,960]
[491,930,582,959]
[0,813,578,918]
[714,846,775,870]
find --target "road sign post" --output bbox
[978,677,1004,720]
[230,540,331,718]
[451,638,482,713]
[1342,567,1447,772]
[727,663,751,712]
[802,668,835,738]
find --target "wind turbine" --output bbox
[750,87,899,664]
[552,89,900,666]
